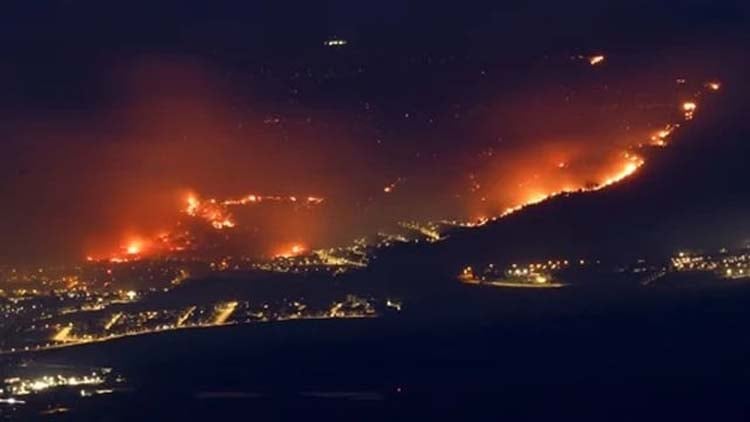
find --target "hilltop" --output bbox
[363,81,750,283]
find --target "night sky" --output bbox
[0,0,748,264]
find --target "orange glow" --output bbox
[588,55,605,66]
[221,193,324,207]
[274,243,307,258]
[182,193,236,230]
[682,101,697,120]
[126,241,141,255]
[526,192,549,205]
[186,195,200,216]
[70,57,716,266]
[89,237,151,263]
[211,219,235,229]
[650,124,678,147]
[597,156,643,188]
[486,150,645,221]
[706,81,721,91]
[183,191,326,230]
[87,189,325,262]
[383,179,401,193]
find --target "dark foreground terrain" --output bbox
[5,276,750,421]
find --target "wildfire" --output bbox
[491,153,643,221]
[184,191,325,230]
[82,61,721,267]
[186,195,200,215]
[88,237,151,263]
[682,101,697,120]
[221,193,323,207]
[588,55,605,66]
[86,190,324,263]
[223,194,259,205]
[650,124,678,147]
[705,81,721,91]
[274,243,307,258]
[183,195,236,230]
[476,81,715,226]
[598,157,643,188]
[126,241,142,255]
[383,178,403,194]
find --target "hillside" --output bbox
[364,79,750,282]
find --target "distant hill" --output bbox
[363,80,750,282]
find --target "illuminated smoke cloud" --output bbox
[0,53,724,263]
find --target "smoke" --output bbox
[0,51,724,264]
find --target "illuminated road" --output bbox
[213,302,238,325]
[104,313,123,331]
[460,278,567,289]
[51,325,74,342]
[399,222,443,242]
[2,313,378,355]
[176,306,197,327]
[484,280,567,289]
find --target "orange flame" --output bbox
[588,55,605,66]
[274,243,307,258]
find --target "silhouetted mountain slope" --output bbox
[366,78,750,281]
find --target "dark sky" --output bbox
[0,1,748,265]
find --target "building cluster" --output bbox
[0,289,390,354]
[0,365,124,408]
[458,247,750,289]
[1,259,198,296]
[672,249,750,279]
[459,259,571,288]
[4,371,105,396]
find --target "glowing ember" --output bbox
[682,101,697,120]
[598,156,643,188]
[126,242,141,255]
[705,81,721,91]
[383,178,402,193]
[186,195,200,215]
[650,124,678,147]
[588,55,605,65]
[275,243,307,258]
[182,191,324,231]
[221,193,323,207]
[183,194,236,230]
